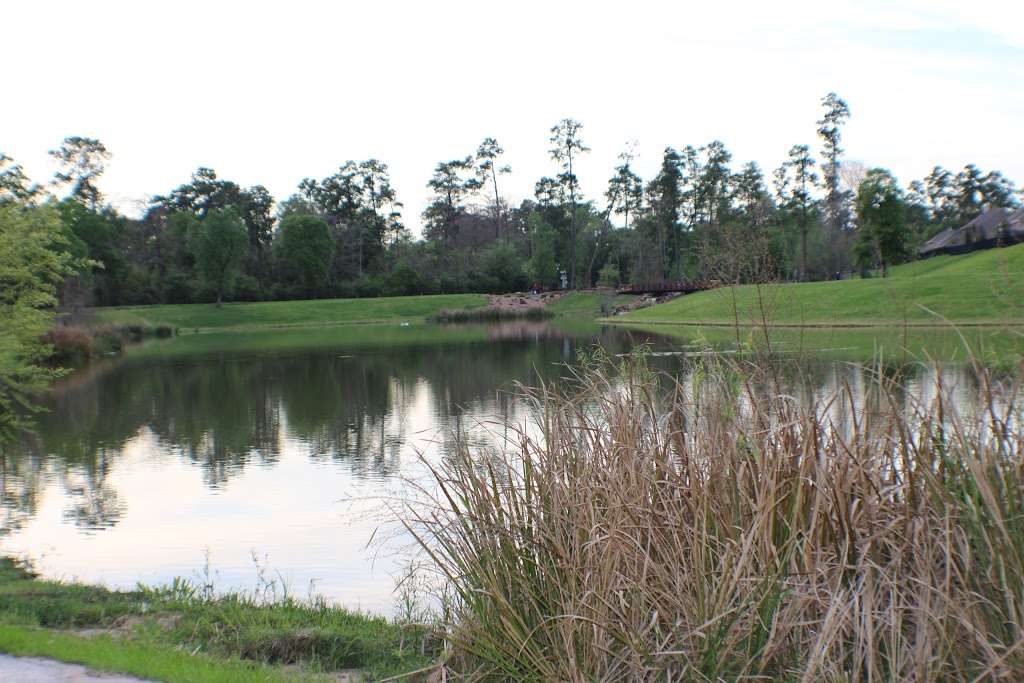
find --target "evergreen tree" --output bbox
[49,137,111,210]
[548,119,590,289]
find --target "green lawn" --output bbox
[96,293,488,332]
[0,626,308,683]
[616,243,1024,326]
[0,557,435,682]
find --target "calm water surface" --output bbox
[0,321,998,613]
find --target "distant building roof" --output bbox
[919,227,959,253]
[919,206,1023,256]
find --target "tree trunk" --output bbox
[800,214,808,282]
[492,171,501,241]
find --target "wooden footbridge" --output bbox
[617,279,719,295]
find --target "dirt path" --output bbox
[0,653,155,682]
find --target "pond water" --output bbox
[0,321,1008,613]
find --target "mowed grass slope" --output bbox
[619,243,1024,326]
[97,293,488,332]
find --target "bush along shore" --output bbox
[406,349,1024,680]
[43,319,177,366]
[0,558,437,682]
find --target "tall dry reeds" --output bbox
[406,351,1024,681]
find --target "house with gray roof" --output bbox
[919,207,1024,257]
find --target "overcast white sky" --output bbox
[3,0,1022,235]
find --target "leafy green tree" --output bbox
[153,168,275,287]
[278,215,333,295]
[0,204,79,442]
[548,119,590,288]
[597,262,621,287]
[49,137,111,210]
[57,201,129,306]
[526,212,558,288]
[854,169,909,276]
[386,261,427,296]
[193,207,247,305]
[478,243,528,292]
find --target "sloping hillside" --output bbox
[617,243,1024,326]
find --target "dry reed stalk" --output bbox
[405,350,1024,681]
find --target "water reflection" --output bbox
[0,322,1008,610]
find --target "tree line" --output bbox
[2,93,1022,310]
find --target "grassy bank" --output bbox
[96,294,488,333]
[0,558,436,681]
[614,242,1024,326]
[625,321,1024,365]
[546,291,637,316]
[408,350,1024,680]
[44,320,177,365]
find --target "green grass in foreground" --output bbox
[0,558,435,681]
[617,242,1024,326]
[0,626,304,683]
[97,293,488,332]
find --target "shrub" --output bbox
[41,325,92,363]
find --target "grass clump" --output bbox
[42,321,178,364]
[407,349,1024,680]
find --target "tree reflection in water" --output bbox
[0,323,998,538]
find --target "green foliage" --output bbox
[477,243,528,292]
[527,212,558,288]
[597,262,621,287]
[277,215,333,295]
[193,207,248,305]
[385,260,428,296]
[855,168,911,275]
[0,204,79,442]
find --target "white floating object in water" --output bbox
[400,322,411,327]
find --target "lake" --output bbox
[0,320,1010,613]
